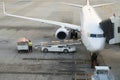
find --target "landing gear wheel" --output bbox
[43,48,48,53]
[75,32,78,39]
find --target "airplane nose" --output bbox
[89,38,105,52]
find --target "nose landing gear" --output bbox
[91,52,99,68]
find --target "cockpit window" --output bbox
[90,34,96,37]
[90,34,103,38]
[96,70,108,74]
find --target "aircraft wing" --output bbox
[3,2,80,31]
[60,2,83,8]
[92,2,115,8]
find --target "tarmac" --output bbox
[0,0,120,80]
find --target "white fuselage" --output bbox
[81,5,105,52]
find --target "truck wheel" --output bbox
[43,48,48,53]
[63,49,69,53]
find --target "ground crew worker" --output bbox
[28,40,32,52]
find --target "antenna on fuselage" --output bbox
[87,0,90,5]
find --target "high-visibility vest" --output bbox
[28,42,32,46]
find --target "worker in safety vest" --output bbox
[28,40,33,52]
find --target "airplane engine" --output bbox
[55,28,69,40]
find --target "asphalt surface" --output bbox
[0,0,120,80]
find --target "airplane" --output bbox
[2,0,116,66]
